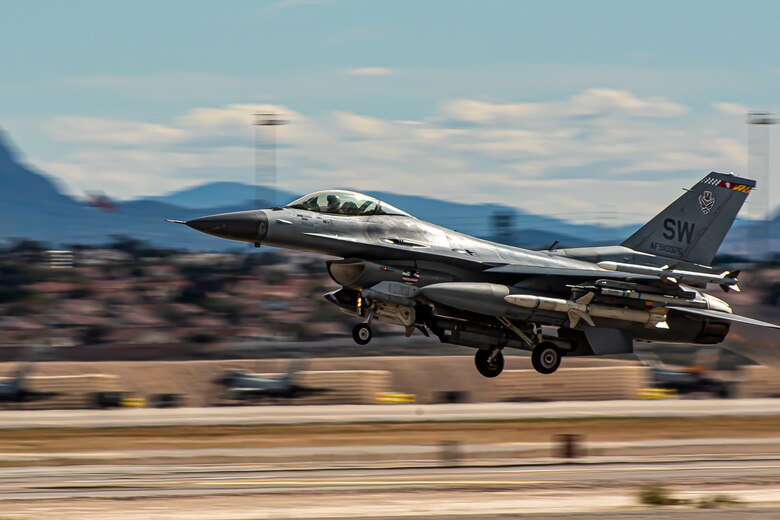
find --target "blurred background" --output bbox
[0,1,780,517]
[0,0,779,362]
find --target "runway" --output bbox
[2,398,780,429]
[2,459,780,501]
[3,460,780,520]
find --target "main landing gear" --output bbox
[531,342,563,375]
[495,317,565,376]
[474,349,505,378]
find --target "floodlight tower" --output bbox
[490,210,516,245]
[254,112,288,208]
[747,112,777,256]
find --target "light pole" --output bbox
[747,111,777,257]
[254,112,288,208]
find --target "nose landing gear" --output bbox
[352,323,373,345]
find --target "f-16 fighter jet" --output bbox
[0,348,60,406]
[173,172,779,377]
[213,361,329,401]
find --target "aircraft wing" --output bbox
[233,387,271,395]
[666,306,780,329]
[484,264,657,282]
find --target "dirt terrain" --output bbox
[2,415,780,453]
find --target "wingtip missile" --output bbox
[164,219,187,224]
[597,261,740,290]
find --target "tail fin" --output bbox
[282,360,301,385]
[622,172,755,266]
[11,361,33,386]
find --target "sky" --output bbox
[1,0,779,223]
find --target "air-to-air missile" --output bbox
[504,293,670,329]
[596,261,740,292]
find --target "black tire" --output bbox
[475,349,505,378]
[352,323,373,345]
[532,342,562,375]
[715,383,732,399]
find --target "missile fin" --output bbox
[567,310,580,328]
[568,309,594,328]
[575,292,595,305]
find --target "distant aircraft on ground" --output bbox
[174,172,780,378]
[637,347,736,398]
[213,361,330,401]
[0,349,60,405]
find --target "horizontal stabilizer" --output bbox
[666,306,780,329]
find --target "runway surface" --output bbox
[1,459,780,500]
[3,460,780,519]
[2,398,780,428]
[4,438,780,467]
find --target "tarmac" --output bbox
[1,400,779,518]
[4,438,780,468]
[1,460,780,518]
[1,399,780,429]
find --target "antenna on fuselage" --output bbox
[253,111,288,209]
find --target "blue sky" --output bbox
[1,0,779,222]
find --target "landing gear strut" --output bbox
[531,342,562,375]
[352,323,373,345]
[475,349,505,378]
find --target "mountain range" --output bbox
[0,129,774,254]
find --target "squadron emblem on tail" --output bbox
[699,190,715,214]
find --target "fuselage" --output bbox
[185,196,731,347]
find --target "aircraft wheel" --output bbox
[352,323,373,345]
[475,349,504,378]
[532,342,562,375]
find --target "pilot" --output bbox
[326,194,341,213]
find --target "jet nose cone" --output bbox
[186,210,268,244]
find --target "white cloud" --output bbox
[43,117,187,146]
[440,89,687,126]
[331,112,393,137]
[713,101,749,116]
[40,88,755,222]
[343,67,395,77]
[569,88,688,118]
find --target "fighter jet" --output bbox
[636,347,736,398]
[175,172,780,378]
[0,350,59,405]
[213,361,330,401]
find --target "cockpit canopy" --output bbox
[286,190,412,217]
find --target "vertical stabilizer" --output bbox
[622,172,755,265]
[282,360,301,386]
